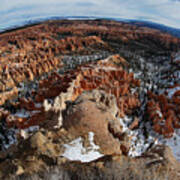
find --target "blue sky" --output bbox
[0,0,180,31]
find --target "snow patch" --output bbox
[156,110,163,118]
[118,116,132,132]
[167,86,180,98]
[160,129,180,161]
[62,132,104,162]
[35,103,42,108]
[14,109,30,118]
[19,125,39,139]
[14,109,41,118]
[174,53,180,62]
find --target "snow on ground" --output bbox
[14,109,30,118]
[118,116,132,132]
[118,115,154,157]
[128,121,180,161]
[159,129,180,161]
[117,100,180,161]
[174,52,180,63]
[62,132,104,162]
[19,126,39,139]
[167,86,180,98]
[3,125,40,149]
[14,109,41,118]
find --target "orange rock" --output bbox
[147,89,180,138]
[0,87,18,105]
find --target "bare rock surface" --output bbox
[0,140,180,180]
[0,91,180,179]
[63,90,124,155]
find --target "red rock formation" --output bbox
[0,20,180,106]
[1,20,179,137]
[0,87,18,105]
[5,55,141,129]
[147,91,180,138]
[0,27,108,105]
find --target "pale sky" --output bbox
[0,0,180,31]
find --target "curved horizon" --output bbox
[0,0,180,31]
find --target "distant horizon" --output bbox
[0,15,180,34]
[0,0,180,31]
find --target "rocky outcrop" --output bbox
[63,90,128,155]
[146,51,180,138]
[147,91,180,138]
[0,19,180,106]
[3,55,140,131]
[0,29,109,105]
[0,132,179,180]
[0,87,18,105]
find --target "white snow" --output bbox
[3,128,18,149]
[43,99,52,111]
[130,87,138,94]
[156,110,163,118]
[14,109,30,118]
[134,71,142,79]
[19,125,39,139]
[128,121,180,161]
[62,132,104,162]
[35,103,42,108]
[174,52,180,63]
[118,116,132,132]
[14,109,41,118]
[161,129,180,161]
[167,86,180,98]
[117,116,156,157]
[128,128,155,157]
